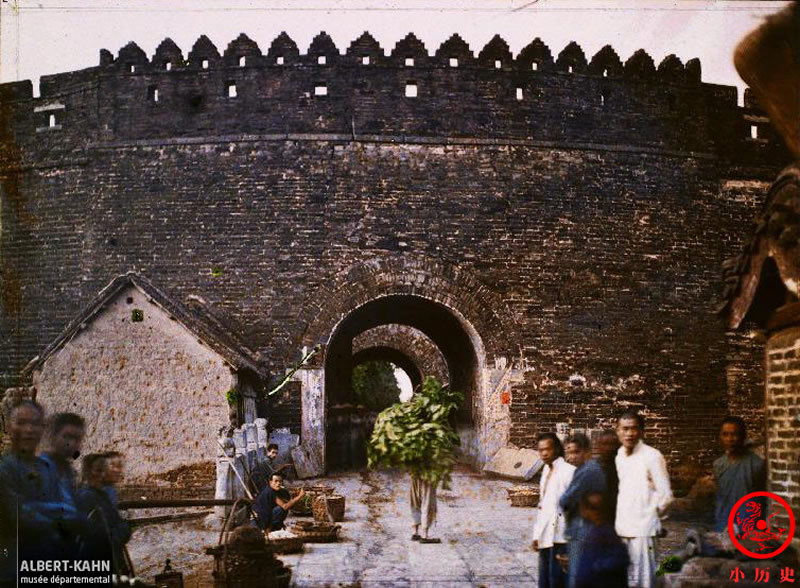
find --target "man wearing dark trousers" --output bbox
[253,473,306,531]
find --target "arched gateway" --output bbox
[292,256,521,476]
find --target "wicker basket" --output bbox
[304,484,335,496]
[507,485,539,508]
[289,490,313,516]
[312,494,345,523]
[291,521,341,543]
[266,533,304,554]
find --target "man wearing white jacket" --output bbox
[532,432,576,588]
[615,411,673,588]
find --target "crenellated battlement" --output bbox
[0,31,787,167]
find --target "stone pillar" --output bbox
[297,368,325,478]
[765,325,800,548]
[214,437,236,520]
[232,428,248,499]
[244,422,257,473]
[255,418,268,462]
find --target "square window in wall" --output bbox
[314,84,327,96]
[568,65,574,73]
[600,93,605,106]
[48,113,57,127]
[128,64,136,73]
[603,69,608,77]
[531,62,538,71]
[750,125,758,139]
[227,82,237,98]
[362,56,370,65]
[318,55,326,65]
[164,61,172,71]
[276,56,284,65]
[202,59,209,69]
[148,86,159,102]
[516,87,523,101]
[239,56,246,67]
[449,57,458,67]
[405,57,414,67]
[495,60,502,69]
[405,82,417,98]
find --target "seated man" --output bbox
[253,473,305,531]
[250,443,293,495]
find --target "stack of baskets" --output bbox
[507,485,540,507]
[290,484,336,516]
[290,520,341,543]
[312,494,346,523]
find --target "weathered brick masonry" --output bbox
[0,32,791,473]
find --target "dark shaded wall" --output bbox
[0,33,789,471]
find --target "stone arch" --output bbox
[352,324,449,387]
[294,255,520,474]
[351,346,423,393]
[299,254,519,359]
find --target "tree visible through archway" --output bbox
[351,360,401,411]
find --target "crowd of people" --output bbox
[0,398,766,588]
[532,411,765,588]
[0,401,132,584]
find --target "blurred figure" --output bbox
[76,453,132,576]
[532,432,575,588]
[734,1,799,160]
[615,411,672,588]
[40,413,85,511]
[594,430,620,519]
[102,451,125,508]
[574,492,629,588]
[559,433,607,588]
[0,402,87,583]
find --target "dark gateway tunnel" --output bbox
[325,294,479,471]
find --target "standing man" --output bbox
[559,433,607,588]
[40,413,85,508]
[615,411,672,588]
[594,430,620,519]
[0,402,87,583]
[714,416,766,534]
[76,453,132,576]
[532,432,575,588]
[410,473,441,543]
[573,492,629,588]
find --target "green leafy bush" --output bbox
[226,387,241,406]
[367,376,463,487]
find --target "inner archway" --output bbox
[324,294,482,471]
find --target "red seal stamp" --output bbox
[728,491,796,559]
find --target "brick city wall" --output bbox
[0,32,790,474]
[765,326,800,539]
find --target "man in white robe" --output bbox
[615,411,672,588]
[532,432,576,588]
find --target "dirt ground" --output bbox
[127,469,710,587]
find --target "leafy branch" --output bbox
[367,376,463,487]
[265,345,321,398]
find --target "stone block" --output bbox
[482,447,543,480]
[269,427,300,466]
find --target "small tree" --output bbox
[367,376,463,488]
